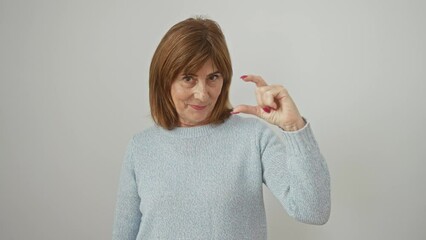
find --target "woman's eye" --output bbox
[182,75,193,82]
[209,74,220,81]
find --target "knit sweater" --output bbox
[112,115,330,240]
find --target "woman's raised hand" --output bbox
[232,75,306,131]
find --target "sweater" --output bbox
[112,115,330,240]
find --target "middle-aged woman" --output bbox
[113,17,331,240]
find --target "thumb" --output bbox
[232,104,260,117]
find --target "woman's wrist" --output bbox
[279,117,306,132]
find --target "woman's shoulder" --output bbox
[227,115,270,130]
[231,115,286,140]
[128,124,162,145]
[224,115,275,140]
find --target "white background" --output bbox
[1,0,425,239]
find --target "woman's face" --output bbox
[171,59,223,127]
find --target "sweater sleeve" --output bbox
[260,121,331,225]
[112,137,142,239]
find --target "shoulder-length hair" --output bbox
[149,17,233,130]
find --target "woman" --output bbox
[113,17,330,239]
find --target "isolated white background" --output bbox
[1,0,425,239]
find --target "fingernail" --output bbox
[262,107,271,113]
[240,75,248,79]
[230,111,240,114]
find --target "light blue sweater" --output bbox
[112,115,330,239]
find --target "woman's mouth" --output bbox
[189,104,207,110]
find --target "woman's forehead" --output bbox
[182,58,219,74]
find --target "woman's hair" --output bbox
[149,17,233,130]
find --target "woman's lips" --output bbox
[189,104,207,110]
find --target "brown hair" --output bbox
[149,17,233,130]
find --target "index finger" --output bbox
[240,74,268,87]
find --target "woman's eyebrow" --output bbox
[183,71,221,77]
[208,71,221,76]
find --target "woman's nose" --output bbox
[193,82,208,101]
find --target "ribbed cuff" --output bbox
[280,120,320,158]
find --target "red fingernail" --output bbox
[240,75,248,79]
[263,107,271,113]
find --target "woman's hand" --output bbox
[232,75,306,131]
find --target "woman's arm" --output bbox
[112,137,142,239]
[233,74,331,224]
[260,121,331,224]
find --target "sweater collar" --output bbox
[156,116,234,138]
